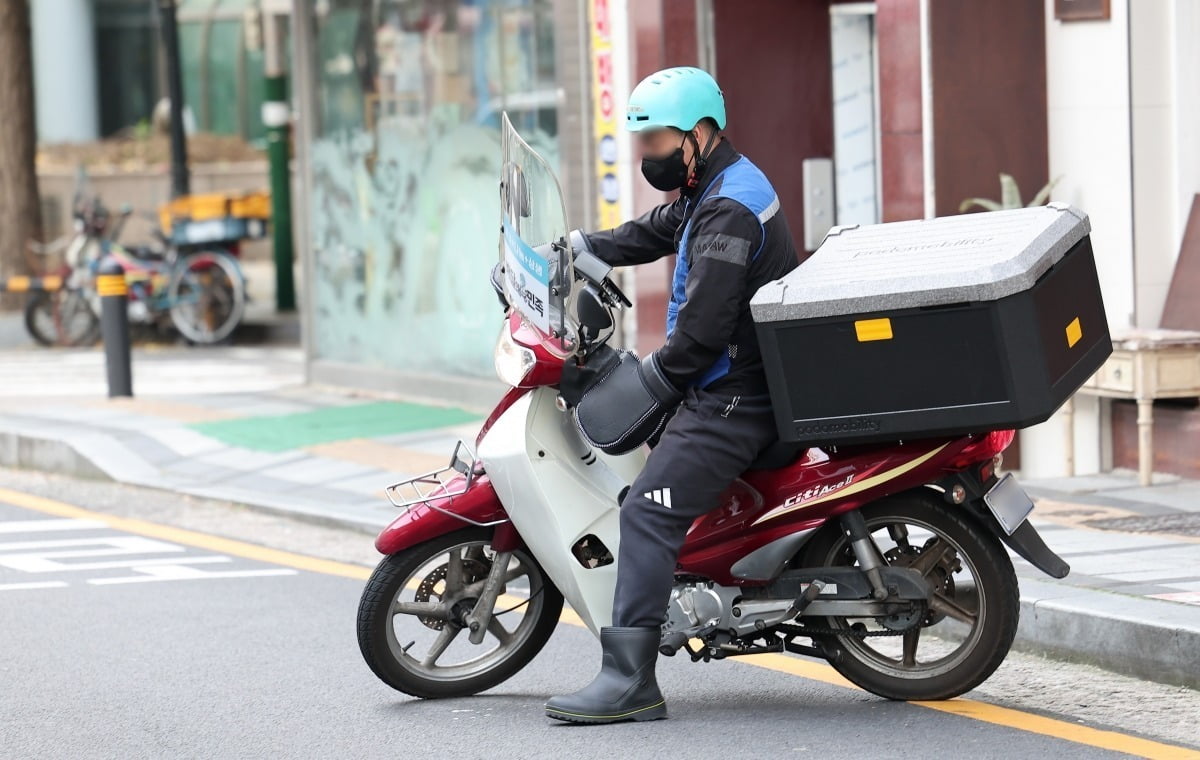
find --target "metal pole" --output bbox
[158,0,190,198]
[96,257,132,398]
[263,11,295,311]
[291,0,318,384]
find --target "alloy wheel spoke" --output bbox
[461,560,526,600]
[901,627,920,667]
[444,547,465,594]
[929,592,976,625]
[487,618,513,646]
[908,537,953,579]
[392,601,448,619]
[421,624,461,668]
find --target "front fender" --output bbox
[374,475,508,555]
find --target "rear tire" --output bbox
[358,527,563,699]
[801,492,1019,701]
[167,250,245,344]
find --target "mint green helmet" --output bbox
[625,67,727,133]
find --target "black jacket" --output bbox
[585,139,800,396]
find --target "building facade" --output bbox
[290,0,1200,478]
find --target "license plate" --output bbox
[983,473,1035,535]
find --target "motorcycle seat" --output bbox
[747,439,808,471]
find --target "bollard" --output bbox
[96,256,133,398]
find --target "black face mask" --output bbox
[640,133,691,192]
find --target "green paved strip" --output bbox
[188,401,480,452]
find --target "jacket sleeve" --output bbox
[654,198,763,389]
[583,196,687,267]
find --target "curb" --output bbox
[1012,579,1199,689]
[0,424,389,536]
[2,427,1197,689]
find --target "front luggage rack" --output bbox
[384,441,503,527]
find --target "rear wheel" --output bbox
[167,250,245,344]
[357,527,563,699]
[801,492,1019,701]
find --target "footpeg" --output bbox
[659,630,688,656]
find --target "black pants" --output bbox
[612,388,778,628]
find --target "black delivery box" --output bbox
[749,204,1111,445]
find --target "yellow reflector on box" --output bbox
[1065,317,1082,348]
[855,318,894,342]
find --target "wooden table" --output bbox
[1077,329,1200,485]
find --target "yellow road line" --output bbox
[1,486,1196,758]
[912,699,1200,760]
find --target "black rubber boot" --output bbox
[545,626,667,724]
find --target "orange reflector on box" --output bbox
[1065,317,1082,348]
[855,318,893,342]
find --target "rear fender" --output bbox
[374,475,510,555]
[931,470,1071,579]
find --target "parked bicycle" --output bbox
[25,191,249,346]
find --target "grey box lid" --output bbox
[751,203,1092,322]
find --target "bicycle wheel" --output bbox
[23,289,100,347]
[166,250,246,344]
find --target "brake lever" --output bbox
[602,278,633,308]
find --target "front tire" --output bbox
[24,289,99,347]
[801,492,1019,701]
[357,527,563,699]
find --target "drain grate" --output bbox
[1085,513,1200,538]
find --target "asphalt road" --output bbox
[0,469,1197,760]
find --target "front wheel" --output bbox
[357,527,563,699]
[801,492,1020,701]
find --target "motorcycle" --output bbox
[356,113,1071,703]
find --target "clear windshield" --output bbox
[499,112,577,355]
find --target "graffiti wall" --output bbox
[309,0,559,377]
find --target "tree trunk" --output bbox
[0,0,42,310]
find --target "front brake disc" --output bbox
[413,559,490,630]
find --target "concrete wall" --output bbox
[37,163,272,261]
[1130,0,1180,330]
[1020,0,1135,478]
[1021,0,1200,479]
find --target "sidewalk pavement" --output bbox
[0,345,1197,688]
[0,346,477,531]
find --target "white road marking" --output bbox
[2,555,232,573]
[0,536,181,553]
[89,567,298,585]
[0,515,299,588]
[0,519,108,534]
[0,581,69,591]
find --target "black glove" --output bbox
[573,350,683,455]
[639,351,683,405]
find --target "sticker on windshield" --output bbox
[502,218,552,332]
